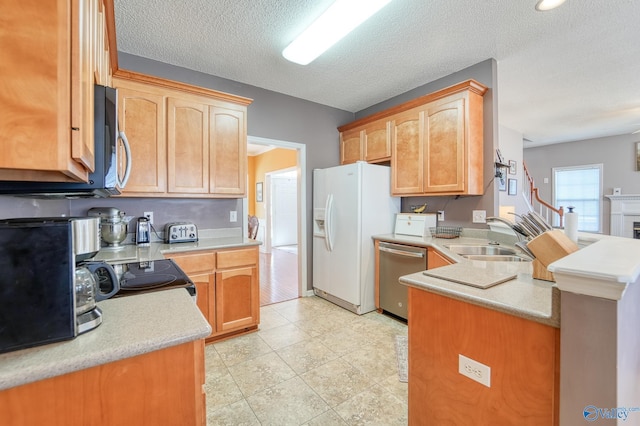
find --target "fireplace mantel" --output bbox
[605,195,640,237]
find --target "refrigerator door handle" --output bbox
[325,194,334,251]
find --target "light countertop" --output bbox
[373,233,560,327]
[94,236,261,264]
[0,289,211,391]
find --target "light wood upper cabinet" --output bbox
[0,0,112,183]
[364,120,391,163]
[113,71,252,198]
[392,87,485,196]
[391,107,423,194]
[210,105,247,195]
[115,79,167,194]
[339,119,391,165]
[339,80,487,196]
[340,129,363,164]
[71,0,96,172]
[167,96,209,194]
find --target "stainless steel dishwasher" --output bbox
[378,242,427,320]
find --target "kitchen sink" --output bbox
[464,254,529,262]
[446,245,517,256]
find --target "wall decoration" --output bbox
[498,176,506,191]
[509,160,517,175]
[508,178,517,196]
[256,182,263,202]
[636,142,640,171]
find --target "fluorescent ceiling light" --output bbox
[535,0,567,11]
[282,0,393,65]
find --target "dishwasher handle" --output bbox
[379,245,425,258]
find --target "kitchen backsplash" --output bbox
[0,195,243,233]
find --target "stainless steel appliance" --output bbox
[0,217,119,354]
[378,242,427,321]
[164,222,198,243]
[88,207,128,247]
[135,217,150,246]
[0,85,131,198]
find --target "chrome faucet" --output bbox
[486,216,526,242]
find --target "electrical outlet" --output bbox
[143,211,154,225]
[437,210,445,221]
[230,210,237,222]
[459,354,491,387]
[472,210,486,223]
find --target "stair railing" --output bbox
[523,162,564,227]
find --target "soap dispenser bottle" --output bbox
[135,217,151,246]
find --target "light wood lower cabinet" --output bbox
[169,246,260,342]
[408,288,559,425]
[0,340,206,426]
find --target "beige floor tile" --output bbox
[213,333,273,367]
[228,351,296,397]
[257,322,311,350]
[303,409,349,425]
[247,376,330,425]
[276,337,340,374]
[207,398,260,426]
[259,306,291,331]
[204,372,245,412]
[204,344,229,380]
[316,325,373,356]
[204,296,409,425]
[301,358,373,407]
[334,384,408,426]
[341,342,399,383]
[378,374,409,403]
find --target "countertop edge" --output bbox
[0,289,211,391]
[373,234,560,328]
[400,274,560,328]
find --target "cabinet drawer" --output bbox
[216,248,257,269]
[168,252,216,274]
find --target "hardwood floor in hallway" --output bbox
[259,245,299,306]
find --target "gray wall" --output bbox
[0,54,498,291]
[356,59,499,227]
[524,133,640,235]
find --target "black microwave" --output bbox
[0,85,131,198]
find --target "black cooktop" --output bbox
[105,259,196,298]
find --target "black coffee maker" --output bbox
[0,217,119,354]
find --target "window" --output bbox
[552,164,603,232]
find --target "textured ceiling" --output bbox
[113,0,640,146]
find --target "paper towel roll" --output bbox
[564,207,578,243]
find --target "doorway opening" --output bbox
[245,136,307,306]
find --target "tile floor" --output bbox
[205,296,408,425]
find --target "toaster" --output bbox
[164,222,198,243]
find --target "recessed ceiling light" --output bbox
[282,0,393,65]
[535,0,567,11]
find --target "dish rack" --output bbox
[429,226,462,239]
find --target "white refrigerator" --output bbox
[313,162,400,314]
